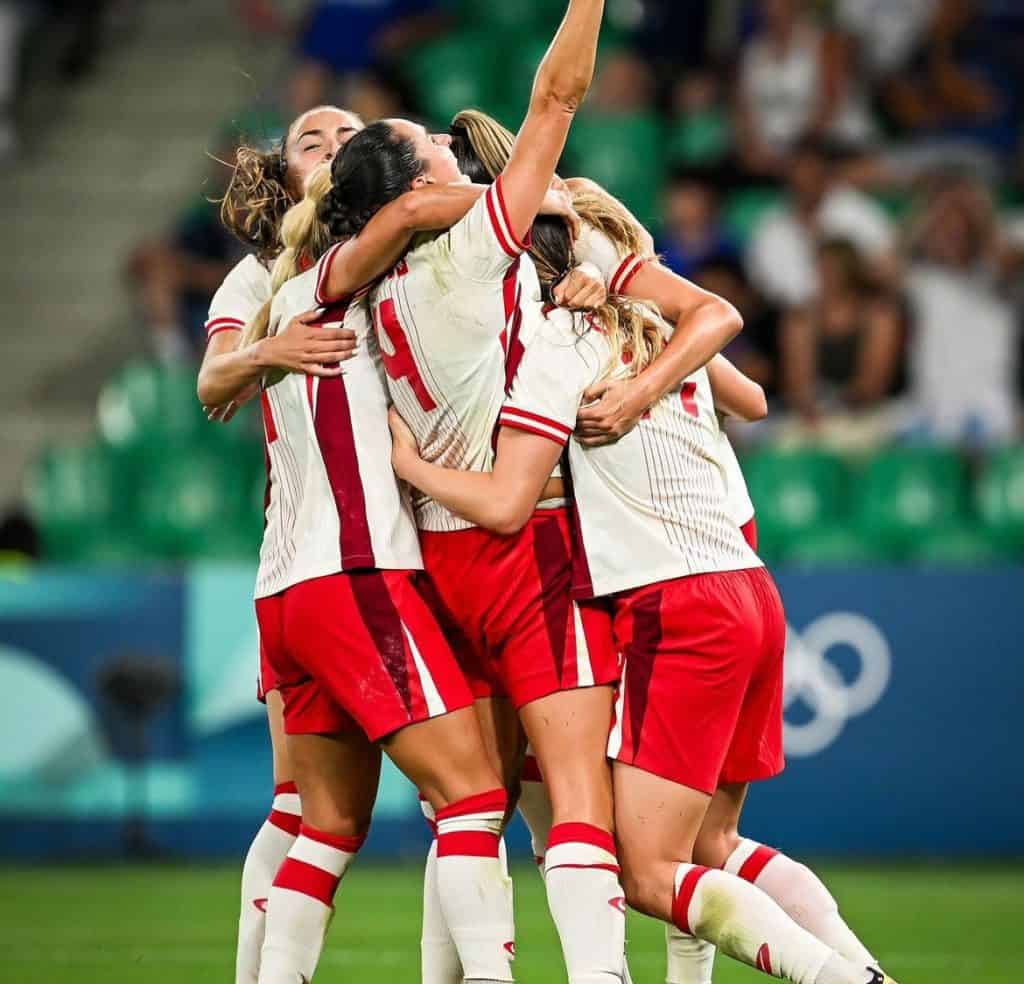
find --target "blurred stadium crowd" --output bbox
[8,0,1024,567]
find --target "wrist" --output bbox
[250,336,274,371]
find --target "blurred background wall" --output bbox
[0,0,1022,860]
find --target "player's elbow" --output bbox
[530,78,588,118]
[717,298,744,343]
[487,494,534,537]
[396,191,429,231]
[746,384,769,421]
[196,369,218,408]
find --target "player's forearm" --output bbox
[197,339,271,407]
[531,0,604,111]
[707,355,767,422]
[634,298,743,408]
[403,184,488,232]
[396,454,536,536]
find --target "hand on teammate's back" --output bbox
[264,310,358,376]
[575,376,649,446]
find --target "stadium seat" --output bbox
[854,447,967,558]
[566,112,664,227]
[452,0,562,33]
[783,525,882,568]
[666,111,731,166]
[910,523,1000,568]
[404,32,502,126]
[976,446,1024,550]
[97,361,207,452]
[743,448,849,548]
[26,442,117,561]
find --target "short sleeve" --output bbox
[206,255,272,340]
[442,177,530,282]
[574,222,651,295]
[499,314,602,447]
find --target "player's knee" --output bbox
[618,862,664,920]
[692,827,741,869]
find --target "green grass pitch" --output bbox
[1,862,1021,982]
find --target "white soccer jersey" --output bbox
[499,310,761,598]
[254,251,422,599]
[205,254,272,340]
[577,224,756,529]
[369,177,542,532]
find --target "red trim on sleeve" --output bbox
[610,254,649,295]
[499,408,572,447]
[205,317,244,339]
[314,243,345,306]
[493,176,529,251]
[485,184,517,258]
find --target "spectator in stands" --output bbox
[735,0,875,180]
[745,138,895,307]
[667,69,733,170]
[904,177,1021,444]
[125,136,247,362]
[589,48,656,114]
[695,255,782,400]
[656,166,738,280]
[779,238,905,422]
[288,0,449,113]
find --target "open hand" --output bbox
[262,310,357,376]
[574,377,649,447]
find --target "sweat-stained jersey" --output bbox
[255,249,422,599]
[499,308,761,598]
[574,223,757,530]
[369,176,541,532]
[205,254,272,341]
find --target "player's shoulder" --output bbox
[228,253,273,298]
[271,268,318,322]
[534,308,607,370]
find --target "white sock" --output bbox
[724,840,877,967]
[544,823,626,984]
[420,796,462,984]
[257,824,364,983]
[237,783,301,984]
[435,789,515,983]
[666,925,716,984]
[672,864,873,984]
[517,754,553,865]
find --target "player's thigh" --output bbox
[265,689,294,787]
[286,731,382,838]
[693,781,749,868]
[519,685,616,830]
[613,761,712,921]
[383,705,502,811]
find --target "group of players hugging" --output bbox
[197,3,896,983]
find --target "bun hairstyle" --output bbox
[450,108,664,376]
[241,164,334,348]
[220,138,292,264]
[319,121,426,241]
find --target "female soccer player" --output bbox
[317,4,642,982]
[386,216,898,984]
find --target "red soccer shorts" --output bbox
[256,631,278,703]
[419,509,619,709]
[255,570,473,741]
[609,566,785,794]
[740,516,758,551]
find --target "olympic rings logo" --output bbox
[782,613,891,757]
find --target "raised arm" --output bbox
[322,183,489,300]
[500,0,604,243]
[576,262,742,445]
[707,355,767,422]
[389,410,562,535]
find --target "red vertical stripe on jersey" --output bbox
[306,375,316,415]
[377,298,437,412]
[502,259,526,394]
[531,513,574,689]
[313,376,375,569]
[261,392,278,444]
[561,454,595,598]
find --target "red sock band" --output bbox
[299,824,366,854]
[547,822,616,855]
[672,866,711,935]
[737,845,779,884]
[437,830,500,858]
[434,788,508,822]
[268,809,301,837]
[274,781,299,796]
[273,857,339,906]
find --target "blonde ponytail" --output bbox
[241,164,334,347]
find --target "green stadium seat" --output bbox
[404,32,503,126]
[451,0,562,33]
[666,111,731,166]
[27,442,117,561]
[783,525,882,568]
[976,446,1024,550]
[566,113,664,227]
[743,448,849,550]
[854,447,967,558]
[910,523,1000,568]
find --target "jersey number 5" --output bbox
[377,298,437,412]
